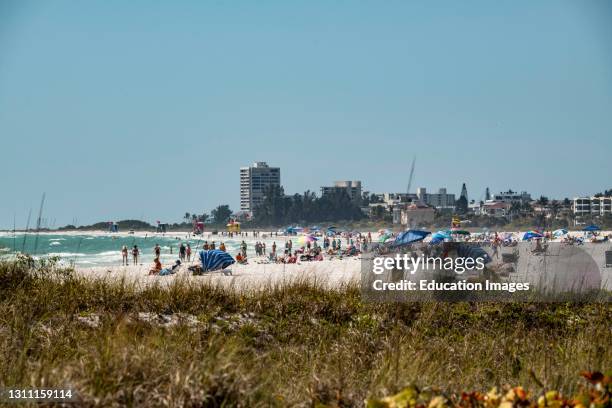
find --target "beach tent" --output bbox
[199,250,235,272]
[522,231,543,241]
[391,230,431,247]
[552,228,568,237]
[286,226,303,234]
[582,225,601,232]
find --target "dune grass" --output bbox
[0,258,610,407]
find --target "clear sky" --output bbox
[1,0,611,228]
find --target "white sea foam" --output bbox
[48,252,87,258]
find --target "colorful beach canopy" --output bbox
[582,225,601,232]
[391,230,431,247]
[297,235,318,245]
[198,250,235,272]
[522,231,543,240]
[553,228,568,237]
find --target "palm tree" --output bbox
[184,212,191,224]
[550,200,561,220]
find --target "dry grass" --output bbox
[0,259,610,407]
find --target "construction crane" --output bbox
[406,156,416,195]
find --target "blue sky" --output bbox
[1,0,611,228]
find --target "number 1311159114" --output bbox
[2,388,76,402]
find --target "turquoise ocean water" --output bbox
[0,233,272,266]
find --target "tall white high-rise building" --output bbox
[239,162,281,214]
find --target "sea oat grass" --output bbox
[0,260,610,406]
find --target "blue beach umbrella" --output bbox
[199,250,235,272]
[522,231,543,241]
[582,225,600,232]
[391,230,431,247]
[430,230,452,245]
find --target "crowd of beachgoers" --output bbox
[127,227,611,278]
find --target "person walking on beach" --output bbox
[241,240,247,258]
[121,245,128,266]
[154,243,161,259]
[179,243,186,261]
[186,244,192,261]
[132,245,140,265]
[272,241,277,256]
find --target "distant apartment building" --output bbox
[573,196,612,217]
[373,192,416,206]
[416,187,456,210]
[321,181,362,203]
[239,162,281,214]
[493,190,532,204]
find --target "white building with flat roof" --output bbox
[240,162,281,214]
[321,181,362,203]
[416,187,455,210]
[493,190,532,203]
[573,196,612,217]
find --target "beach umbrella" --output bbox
[552,228,568,237]
[199,250,235,272]
[430,230,452,245]
[433,230,452,240]
[391,230,431,247]
[582,225,600,232]
[297,235,318,246]
[451,229,470,235]
[378,233,393,243]
[522,231,543,241]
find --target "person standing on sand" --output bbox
[219,242,226,252]
[132,245,140,265]
[186,244,192,261]
[121,245,128,266]
[179,243,186,261]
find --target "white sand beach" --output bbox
[76,257,363,290]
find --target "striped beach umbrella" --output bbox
[199,250,235,272]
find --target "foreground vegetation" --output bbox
[0,259,610,406]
